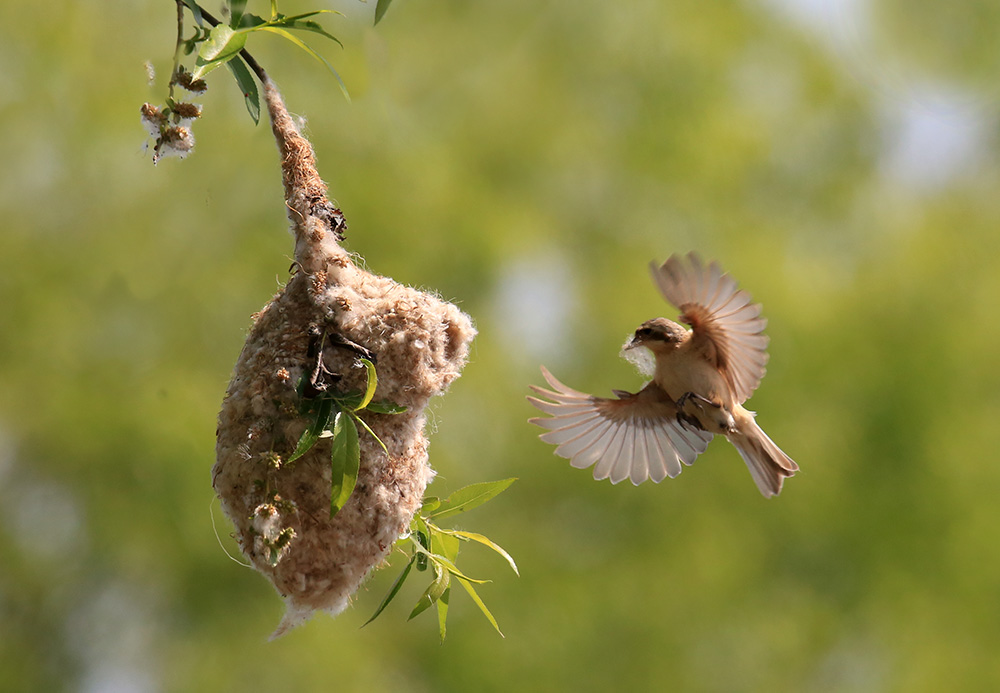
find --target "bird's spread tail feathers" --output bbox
[728,419,797,498]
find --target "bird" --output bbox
[527,252,798,497]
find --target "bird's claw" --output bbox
[677,391,720,410]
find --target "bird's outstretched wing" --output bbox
[651,252,769,403]
[528,366,712,485]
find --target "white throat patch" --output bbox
[620,337,655,377]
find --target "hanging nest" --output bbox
[212,79,476,638]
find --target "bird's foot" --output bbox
[676,391,719,412]
[676,392,736,435]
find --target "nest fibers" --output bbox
[212,79,476,638]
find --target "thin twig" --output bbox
[168,0,186,102]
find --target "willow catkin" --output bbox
[212,79,475,638]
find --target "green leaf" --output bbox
[429,478,517,521]
[255,26,350,101]
[436,586,450,642]
[329,411,360,517]
[440,563,489,585]
[225,56,260,124]
[335,392,364,411]
[279,19,343,47]
[456,576,504,637]
[374,0,395,25]
[410,542,488,584]
[276,10,343,22]
[356,358,378,411]
[236,12,266,29]
[181,0,204,26]
[288,19,344,48]
[287,398,334,464]
[229,0,248,27]
[365,400,407,415]
[270,11,345,47]
[408,565,449,621]
[431,530,461,565]
[447,530,519,576]
[362,554,415,627]
[193,24,247,79]
[418,497,441,514]
[351,413,388,453]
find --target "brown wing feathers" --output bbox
[528,367,712,485]
[652,253,770,404]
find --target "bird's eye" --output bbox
[637,327,652,336]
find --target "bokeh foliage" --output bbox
[2,0,1000,690]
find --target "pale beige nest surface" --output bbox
[212,80,476,638]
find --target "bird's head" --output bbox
[626,318,687,354]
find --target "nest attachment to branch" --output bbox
[213,79,476,638]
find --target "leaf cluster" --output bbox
[178,0,349,123]
[365,479,519,640]
[290,358,406,518]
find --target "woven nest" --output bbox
[212,79,475,638]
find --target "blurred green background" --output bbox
[3,0,1000,690]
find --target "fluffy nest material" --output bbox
[212,79,476,638]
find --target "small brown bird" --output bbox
[528,252,798,497]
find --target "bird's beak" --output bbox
[624,334,642,350]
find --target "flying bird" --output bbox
[528,252,798,497]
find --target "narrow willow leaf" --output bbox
[352,413,388,454]
[287,398,334,464]
[329,411,360,517]
[439,562,489,585]
[236,12,266,28]
[181,0,203,26]
[335,392,364,411]
[355,358,378,411]
[456,577,504,638]
[418,497,441,515]
[229,0,248,27]
[281,19,343,47]
[226,56,260,124]
[364,400,407,415]
[374,0,394,25]
[254,26,350,101]
[414,511,430,539]
[408,566,449,621]
[362,555,414,627]
[193,24,247,79]
[432,530,461,565]
[407,591,433,620]
[410,542,488,585]
[436,586,451,642]
[278,9,344,21]
[272,10,345,46]
[448,530,519,576]
[429,478,517,521]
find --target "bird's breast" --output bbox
[653,348,731,405]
